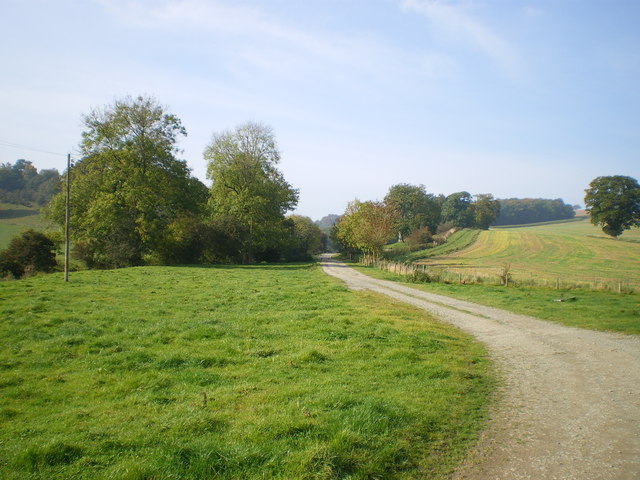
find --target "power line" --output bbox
[0,140,67,157]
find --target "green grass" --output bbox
[352,264,640,335]
[0,203,49,248]
[385,229,481,263]
[0,263,493,479]
[410,218,640,288]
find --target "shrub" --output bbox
[407,269,432,283]
[0,229,57,278]
[406,227,433,251]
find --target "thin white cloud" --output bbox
[523,6,544,19]
[94,0,454,87]
[400,0,523,78]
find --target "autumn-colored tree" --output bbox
[334,200,399,259]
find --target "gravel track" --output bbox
[320,255,640,480]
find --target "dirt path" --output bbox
[320,255,640,480]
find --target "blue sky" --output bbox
[1,0,638,220]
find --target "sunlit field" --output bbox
[0,264,493,479]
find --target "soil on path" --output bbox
[320,255,640,480]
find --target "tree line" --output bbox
[332,186,501,259]
[43,95,323,269]
[493,198,575,225]
[332,178,640,259]
[0,160,60,206]
[1,94,638,277]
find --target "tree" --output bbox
[493,198,575,226]
[0,160,60,206]
[281,215,324,261]
[384,183,441,241]
[47,95,206,268]
[584,175,640,237]
[334,200,399,259]
[472,194,501,229]
[205,122,299,263]
[406,226,433,250]
[0,229,57,277]
[441,191,474,228]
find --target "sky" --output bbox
[1,0,639,220]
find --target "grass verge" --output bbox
[352,264,640,335]
[0,263,493,479]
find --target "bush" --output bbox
[0,229,57,278]
[407,269,433,283]
[406,227,433,251]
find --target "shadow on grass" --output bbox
[163,262,317,271]
[0,209,39,220]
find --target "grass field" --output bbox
[0,264,493,479]
[0,203,49,248]
[352,264,640,335]
[386,229,480,263]
[414,218,640,290]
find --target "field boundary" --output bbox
[491,216,587,229]
[360,257,639,293]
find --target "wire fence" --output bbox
[360,256,639,294]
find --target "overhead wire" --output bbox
[0,140,68,157]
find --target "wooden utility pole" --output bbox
[64,154,70,282]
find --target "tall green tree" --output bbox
[584,175,640,237]
[48,95,206,268]
[281,215,324,261]
[204,122,298,263]
[384,183,441,241]
[472,194,501,229]
[441,191,474,228]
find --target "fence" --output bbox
[359,256,639,294]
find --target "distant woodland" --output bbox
[493,198,575,226]
[0,160,60,206]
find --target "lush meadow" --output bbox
[0,203,48,249]
[0,264,493,479]
[413,218,640,290]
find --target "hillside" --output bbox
[0,203,50,248]
[415,218,640,289]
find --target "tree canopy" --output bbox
[384,183,441,240]
[493,198,575,226]
[0,159,60,206]
[333,200,398,259]
[205,122,299,263]
[584,175,640,237]
[441,191,474,228]
[472,194,501,230]
[47,95,207,268]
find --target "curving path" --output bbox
[320,255,640,480]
